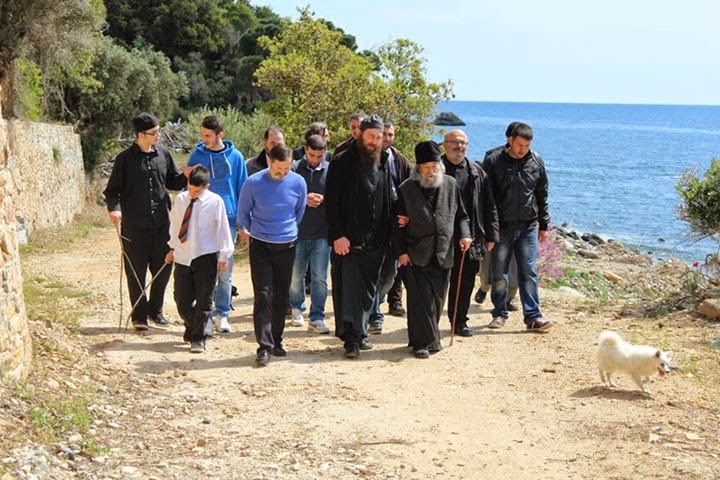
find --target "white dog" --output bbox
[597,330,674,393]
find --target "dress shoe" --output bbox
[454,325,473,337]
[344,343,360,359]
[474,289,487,304]
[360,337,373,350]
[272,345,287,357]
[255,349,271,366]
[506,300,519,312]
[133,321,149,331]
[388,304,406,316]
[150,313,170,326]
[414,348,430,359]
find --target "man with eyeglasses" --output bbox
[441,129,499,337]
[104,112,187,331]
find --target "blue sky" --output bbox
[259,1,720,105]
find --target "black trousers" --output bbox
[173,253,218,343]
[121,224,172,324]
[249,238,296,352]
[406,260,449,351]
[331,249,383,346]
[447,249,480,327]
[386,266,407,307]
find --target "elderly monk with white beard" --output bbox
[394,141,472,359]
[325,114,397,359]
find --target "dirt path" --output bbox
[20,224,720,479]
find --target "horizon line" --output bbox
[443,98,720,108]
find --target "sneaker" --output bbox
[204,317,214,337]
[272,345,287,357]
[414,348,430,359]
[290,308,305,327]
[526,318,552,332]
[308,320,330,334]
[454,324,473,337]
[474,289,487,304]
[218,316,231,333]
[367,321,383,335]
[487,317,506,329]
[388,304,406,316]
[506,300,519,312]
[360,337,373,350]
[189,341,205,353]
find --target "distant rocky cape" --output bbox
[432,112,465,126]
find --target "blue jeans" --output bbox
[490,225,542,324]
[369,254,398,324]
[289,238,331,322]
[213,236,236,318]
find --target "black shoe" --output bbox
[150,313,170,326]
[285,305,292,318]
[474,289,487,304]
[414,348,430,359]
[388,304,406,316]
[189,341,205,353]
[506,300,519,312]
[133,321,149,331]
[255,349,271,366]
[360,337,373,350]
[344,343,360,359]
[272,345,287,357]
[454,325,473,337]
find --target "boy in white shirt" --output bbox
[165,166,234,353]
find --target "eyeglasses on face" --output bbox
[444,139,468,147]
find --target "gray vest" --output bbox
[399,176,459,268]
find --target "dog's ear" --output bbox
[655,350,661,358]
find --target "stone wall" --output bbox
[0,99,32,379]
[5,119,85,236]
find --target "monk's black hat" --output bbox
[415,141,442,164]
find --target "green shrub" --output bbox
[677,159,720,242]
[11,58,44,121]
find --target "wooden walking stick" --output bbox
[449,247,467,346]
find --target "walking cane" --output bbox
[449,247,467,346]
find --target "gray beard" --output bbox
[410,165,444,189]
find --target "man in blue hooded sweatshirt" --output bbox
[187,115,247,334]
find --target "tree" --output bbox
[677,159,720,242]
[75,38,188,169]
[253,11,453,152]
[104,0,287,112]
[0,0,106,116]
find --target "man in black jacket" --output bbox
[368,121,413,334]
[325,114,396,358]
[482,122,552,332]
[333,112,365,157]
[246,127,285,176]
[395,141,471,358]
[104,113,187,330]
[441,129,499,337]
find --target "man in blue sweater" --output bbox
[187,115,247,334]
[238,144,307,366]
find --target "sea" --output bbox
[433,100,720,263]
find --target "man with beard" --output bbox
[441,129,499,337]
[395,141,472,358]
[325,114,396,358]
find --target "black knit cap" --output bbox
[359,114,384,131]
[133,112,159,133]
[415,140,442,164]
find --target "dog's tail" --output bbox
[598,330,622,348]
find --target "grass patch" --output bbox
[23,275,90,330]
[545,267,616,301]
[20,205,107,256]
